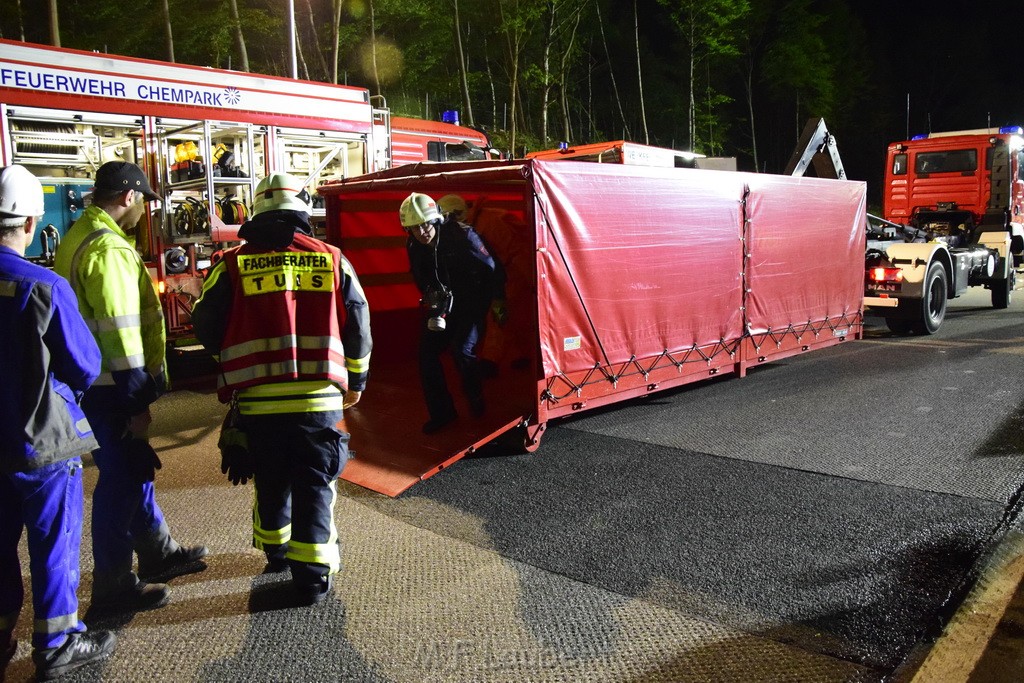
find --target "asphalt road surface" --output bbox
[5,285,1024,682]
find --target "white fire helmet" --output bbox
[252,172,312,216]
[0,165,44,219]
[399,192,442,228]
[437,194,468,219]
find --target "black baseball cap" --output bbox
[94,161,161,202]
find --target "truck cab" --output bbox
[864,126,1024,333]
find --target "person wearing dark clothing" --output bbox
[192,173,371,606]
[0,164,116,681]
[399,192,504,434]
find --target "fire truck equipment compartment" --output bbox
[320,159,867,496]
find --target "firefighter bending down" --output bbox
[400,192,505,434]
[192,173,371,606]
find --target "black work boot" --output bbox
[137,545,209,582]
[33,631,116,681]
[89,579,171,615]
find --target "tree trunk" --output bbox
[634,0,648,144]
[305,0,330,80]
[745,65,758,171]
[558,3,583,142]
[688,14,696,149]
[331,0,343,84]
[228,0,249,72]
[370,0,381,95]
[541,2,556,146]
[46,0,59,46]
[452,0,475,126]
[161,0,174,61]
[594,0,630,140]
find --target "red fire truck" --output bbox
[864,126,1024,333]
[0,39,491,349]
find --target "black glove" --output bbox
[220,444,253,486]
[218,409,253,486]
[123,437,162,483]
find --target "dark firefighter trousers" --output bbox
[238,410,349,591]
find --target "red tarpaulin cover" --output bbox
[320,160,865,495]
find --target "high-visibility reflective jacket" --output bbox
[192,228,371,412]
[53,205,166,415]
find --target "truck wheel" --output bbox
[912,261,948,335]
[992,268,1015,309]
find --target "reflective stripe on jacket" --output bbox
[53,205,166,414]
[192,231,372,410]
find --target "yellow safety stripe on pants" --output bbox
[252,489,292,549]
[35,612,79,635]
[238,381,344,415]
[285,480,341,572]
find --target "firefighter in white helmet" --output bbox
[437,193,469,221]
[54,161,208,615]
[400,191,504,434]
[0,165,117,679]
[192,172,372,606]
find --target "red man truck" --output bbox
[864,126,1024,333]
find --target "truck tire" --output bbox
[992,268,1015,309]
[912,261,948,335]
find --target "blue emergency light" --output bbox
[441,110,460,126]
[999,126,1023,135]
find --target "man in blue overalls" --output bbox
[0,165,117,680]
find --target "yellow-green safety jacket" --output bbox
[53,205,167,414]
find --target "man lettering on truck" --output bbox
[54,161,208,615]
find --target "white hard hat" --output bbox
[252,172,312,216]
[0,165,44,218]
[437,194,467,217]
[399,192,442,227]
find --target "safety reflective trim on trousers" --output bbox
[345,354,370,374]
[220,335,344,363]
[221,359,346,388]
[0,280,16,297]
[284,480,340,571]
[238,395,344,415]
[34,612,79,636]
[253,522,292,547]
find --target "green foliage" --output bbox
[5,0,896,173]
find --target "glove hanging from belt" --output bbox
[218,402,253,486]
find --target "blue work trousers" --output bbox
[0,458,87,650]
[87,410,168,584]
[240,410,348,590]
[418,315,484,420]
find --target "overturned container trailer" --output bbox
[320,159,867,496]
